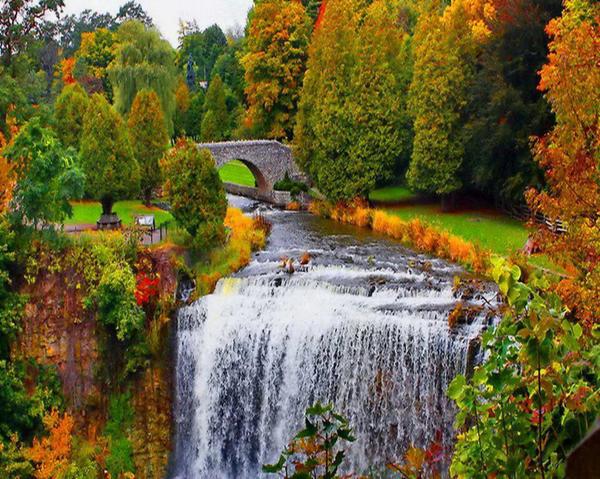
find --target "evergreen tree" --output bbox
[295,0,414,200]
[127,89,169,205]
[160,138,227,250]
[185,90,206,141]
[200,75,228,141]
[174,78,191,139]
[406,0,475,208]
[80,94,140,218]
[241,0,311,140]
[53,83,90,149]
[108,21,177,133]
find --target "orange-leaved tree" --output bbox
[26,410,74,479]
[526,0,600,325]
[241,0,311,140]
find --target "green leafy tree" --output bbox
[406,1,475,208]
[4,118,85,228]
[263,402,356,479]
[212,39,246,101]
[108,20,177,133]
[160,138,227,250]
[200,75,228,141]
[241,0,311,139]
[295,0,414,200]
[80,94,140,218]
[177,23,227,82]
[184,90,206,141]
[127,89,169,205]
[53,82,90,149]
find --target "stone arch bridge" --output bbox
[197,140,308,205]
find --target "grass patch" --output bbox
[369,185,416,203]
[66,201,173,226]
[219,160,256,187]
[384,204,529,257]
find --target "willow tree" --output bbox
[294,0,414,200]
[80,94,140,221]
[241,0,311,140]
[108,20,177,133]
[128,89,169,205]
[53,82,90,149]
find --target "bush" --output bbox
[273,172,308,199]
[103,392,135,479]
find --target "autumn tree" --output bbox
[74,28,117,96]
[173,78,191,139]
[53,83,90,149]
[160,139,227,250]
[127,89,169,205]
[201,75,228,141]
[295,0,414,200]
[108,21,177,132]
[4,118,84,228]
[26,410,74,479]
[526,0,600,324]
[241,0,311,140]
[80,94,140,220]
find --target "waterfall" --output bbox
[172,205,492,478]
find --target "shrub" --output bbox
[103,392,135,479]
[273,172,309,199]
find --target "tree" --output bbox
[55,9,116,56]
[462,0,562,202]
[4,118,84,228]
[53,83,90,149]
[173,78,191,139]
[212,39,245,101]
[526,0,600,324]
[108,21,177,133]
[177,24,227,83]
[160,138,227,250]
[184,90,205,141]
[127,89,169,205]
[295,0,414,200]
[26,410,74,479]
[0,0,64,68]
[74,27,117,97]
[200,75,228,141]
[241,0,311,139]
[80,94,140,219]
[115,1,153,27]
[406,0,478,208]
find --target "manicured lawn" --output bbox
[384,204,530,256]
[369,185,416,203]
[66,201,173,226]
[219,160,256,187]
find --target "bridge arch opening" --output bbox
[218,159,269,192]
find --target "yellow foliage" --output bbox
[26,410,74,479]
[310,200,491,274]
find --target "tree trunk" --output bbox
[101,196,114,216]
[441,193,456,212]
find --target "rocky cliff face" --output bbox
[15,243,179,478]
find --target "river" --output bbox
[172,196,494,478]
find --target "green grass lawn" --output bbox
[384,204,530,256]
[219,160,256,187]
[369,185,416,203]
[65,200,173,226]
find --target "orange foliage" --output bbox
[311,201,491,274]
[26,410,74,479]
[61,58,76,85]
[286,200,301,211]
[526,0,600,325]
[315,0,328,30]
[0,132,14,213]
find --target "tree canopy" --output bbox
[79,94,140,214]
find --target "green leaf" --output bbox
[448,375,467,400]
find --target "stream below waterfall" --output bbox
[172,195,496,479]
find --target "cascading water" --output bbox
[172,197,494,478]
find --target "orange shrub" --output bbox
[27,410,74,479]
[286,201,301,211]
